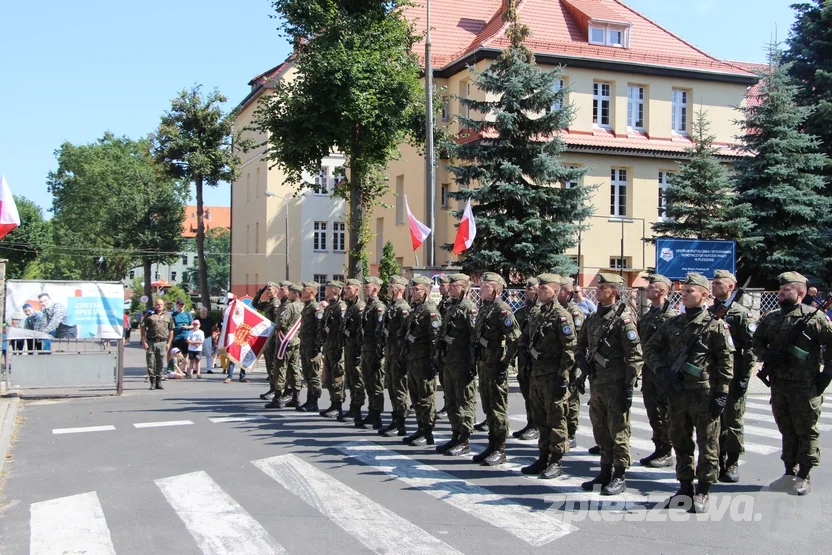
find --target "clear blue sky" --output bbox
[0,0,796,216]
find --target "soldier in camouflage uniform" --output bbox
[341,279,366,425]
[358,277,387,430]
[296,281,324,412]
[379,276,411,437]
[577,273,642,496]
[141,298,174,390]
[434,273,479,456]
[558,276,585,449]
[267,284,304,408]
[519,274,577,479]
[398,275,442,446]
[752,271,832,497]
[512,277,539,442]
[472,272,521,466]
[253,282,280,400]
[710,269,757,482]
[319,280,347,419]
[267,281,295,406]
[436,274,452,420]
[637,274,677,468]
[645,273,734,513]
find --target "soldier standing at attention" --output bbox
[267,281,294,406]
[358,277,387,430]
[378,276,411,437]
[557,276,585,449]
[644,273,733,513]
[142,298,174,390]
[279,284,305,408]
[519,274,576,479]
[637,274,677,468]
[436,273,453,420]
[342,279,366,425]
[472,272,521,466]
[513,277,540,441]
[752,272,832,496]
[253,282,280,401]
[398,275,442,446]
[319,280,347,419]
[296,281,324,413]
[710,269,757,483]
[434,274,479,456]
[577,273,642,496]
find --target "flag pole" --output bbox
[424,0,436,269]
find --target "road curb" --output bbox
[0,397,20,478]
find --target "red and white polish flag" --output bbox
[452,199,476,254]
[219,299,275,368]
[405,194,431,250]
[0,175,21,240]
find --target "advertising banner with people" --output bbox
[655,238,736,281]
[5,280,124,340]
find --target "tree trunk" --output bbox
[143,257,153,310]
[348,164,365,280]
[195,176,211,309]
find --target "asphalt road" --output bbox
[0,344,830,554]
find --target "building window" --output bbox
[333,274,345,283]
[610,257,629,269]
[171,271,177,281]
[441,99,450,122]
[672,89,689,133]
[593,82,612,128]
[395,175,405,225]
[129,270,135,279]
[255,222,260,254]
[589,23,629,47]
[315,166,329,195]
[314,273,327,300]
[459,80,471,119]
[155,271,160,280]
[627,86,645,131]
[313,221,327,251]
[610,168,628,218]
[658,171,672,220]
[590,26,605,44]
[440,184,449,209]
[181,254,188,266]
[563,164,581,189]
[551,78,565,112]
[333,222,346,252]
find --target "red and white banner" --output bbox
[219,299,275,368]
[277,317,302,360]
[0,175,21,240]
[405,195,431,250]
[452,199,476,254]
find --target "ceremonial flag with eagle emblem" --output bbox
[218,299,274,368]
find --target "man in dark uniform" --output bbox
[513,277,539,441]
[253,282,280,400]
[342,279,366,425]
[319,280,347,419]
[141,298,174,390]
[269,284,304,408]
[296,281,324,412]
[558,276,585,449]
[379,276,411,437]
[358,277,387,429]
[436,273,452,420]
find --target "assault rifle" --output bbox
[575,303,627,394]
[711,276,751,321]
[654,324,711,409]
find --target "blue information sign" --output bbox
[655,238,736,281]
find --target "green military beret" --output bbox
[326,280,344,289]
[288,283,303,293]
[278,280,294,288]
[537,273,562,285]
[647,274,672,287]
[437,273,451,284]
[364,276,383,285]
[345,278,362,287]
[301,281,320,289]
[449,273,470,283]
[712,269,736,282]
[524,277,540,286]
[778,271,808,286]
[481,272,507,287]
[597,272,624,285]
[411,275,432,286]
[389,275,409,286]
[684,272,710,289]
[559,276,574,287]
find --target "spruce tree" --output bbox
[734,44,830,285]
[377,240,400,302]
[445,1,593,282]
[651,109,752,241]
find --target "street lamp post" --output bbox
[424,0,436,268]
[264,191,291,281]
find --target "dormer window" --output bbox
[588,22,630,48]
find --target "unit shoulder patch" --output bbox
[626,330,638,341]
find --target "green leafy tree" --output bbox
[159,284,193,312]
[445,2,593,281]
[255,0,424,279]
[651,110,752,241]
[183,228,230,295]
[153,86,244,309]
[734,44,831,286]
[0,196,51,279]
[377,240,400,301]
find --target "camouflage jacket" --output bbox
[299,299,323,347]
[343,297,365,350]
[577,301,643,387]
[321,297,347,353]
[518,301,576,379]
[436,297,478,365]
[710,300,757,382]
[143,311,173,342]
[398,301,441,361]
[361,296,387,351]
[276,300,303,348]
[474,299,521,367]
[384,297,411,356]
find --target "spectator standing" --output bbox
[195,307,215,373]
[171,299,194,354]
[803,287,818,307]
[574,285,597,316]
[123,311,132,343]
[186,320,204,378]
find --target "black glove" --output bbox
[622,385,634,411]
[495,362,508,383]
[763,350,787,365]
[730,376,749,397]
[815,371,832,396]
[710,391,728,419]
[556,376,569,400]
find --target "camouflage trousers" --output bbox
[385,350,409,419]
[719,384,746,456]
[668,388,720,484]
[530,373,570,458]
[567,386,580,439]
[407,357,436,429]
[344,342,365,407]
[300,345,322,399]
[361,348,385,412]
[323,348,345,403]
[263,335,276,382]
[588,381,631,469]
[479,363,509,445]
[771,378,822,470]
[642,367,672,445]
[517,366,534,426]
[442,364,477,434]
[273,345,302,393]
[145,341,167,377]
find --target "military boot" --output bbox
[352,406,364,427]
[297,395,319,413]
[410,426,435,447]
[259,388,275,401]
[512,423,531,439]
[338,404,359,423]
[519,426,539,441]
[402,423,423,445]
[149,375,156,390]
[588,445,601,455]
[436,431,459,454]
[568,437,577,449]
[719,452,740,483]
[581,464,612,491]
[483,443,506,466]
[285,391,300,408]
[378,414,397,436]
[661,480,694,510]
[360,409,383,430]
[436,405,448,420]
[601,467,627,495]
[769,464,797,491]
[540,456,564,480]
[521,448,549,475]
[473,435,495,463]
[693,482,710,513]
[154,376,164,390]
[446,429,471,456]
[382,417,406,437]
[322,401,343,419]
[319,401,336,417]
[640,440,673,468]
[474,420,488,432]
[795,466,812,496]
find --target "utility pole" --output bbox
[424,0,436,268]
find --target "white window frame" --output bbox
[589,23,629,47]
[440,184,449,209]
[658,171,672,220]
[627,85,645,131]
[313,221,328,252]
[441,99,450,122]
[589,26,606,44]
[593,82,612,128]
[610,168,628,218]
[672,89,689,134]
[314,166,329,195]
[313,274,327,301]
[609,257,629,270]
[333,221,346,252]
[563,164,581,189]
[551,78,565,112]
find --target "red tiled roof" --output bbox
[182,206,231,239]
[725,60,767,108]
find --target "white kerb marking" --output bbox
[155,471,285,555]
[30,491,116,555]
[209,416,267,423]
[134,420,193,428]
[52,425,116,435]
[337,441,576,546]
[254,454,462,555]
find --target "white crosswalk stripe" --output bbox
[744,398,832,420]
[30,492,116,555]
[254,454,463,555]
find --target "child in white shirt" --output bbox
[187,320,205,378]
